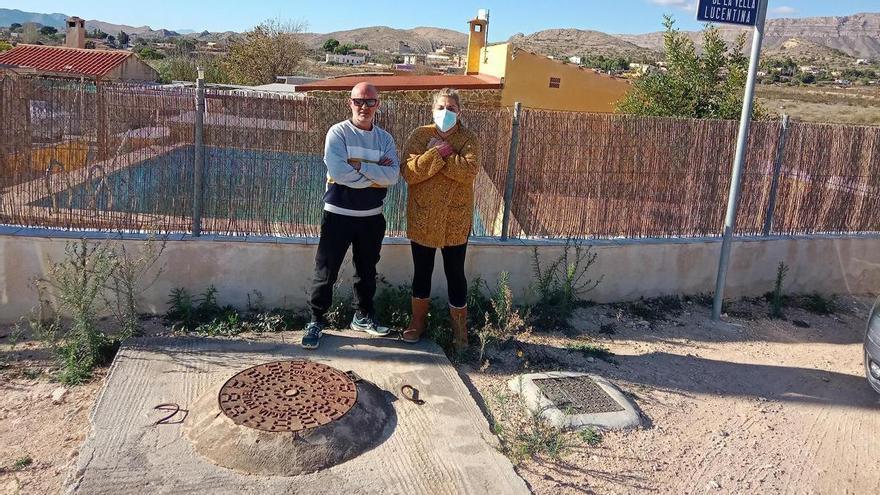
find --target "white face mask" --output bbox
[433,109,457,133]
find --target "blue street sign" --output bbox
[697,0,760,27]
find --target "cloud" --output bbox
[648,0,697,11]
[769,6,798,17]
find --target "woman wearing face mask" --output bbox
[400,87,480,352]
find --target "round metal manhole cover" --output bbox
[218,360,357,432]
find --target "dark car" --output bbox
[866,297,880,394]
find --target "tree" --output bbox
[798,72,816,84]
[332,42,366,55]
[135,46,165,60]
[106,35,117,48]
[118,31,130,46]
[0,40,12,53]
[174,38,196,56]
[322,38,339,53]
[40,26,58,36]
[617,16,766,120]
[85,40,96,49]
[224,18,307,85]
[153,55,229,84]
[10,23,22,30]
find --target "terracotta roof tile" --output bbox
[0,44,132,78]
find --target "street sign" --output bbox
[697,0,760,27]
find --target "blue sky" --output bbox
[9,1,878,38]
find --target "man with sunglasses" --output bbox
[302,82,400,349]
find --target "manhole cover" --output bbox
[534,375,625,415]
[218,360,357,432]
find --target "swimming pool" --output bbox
[35,145,487,235]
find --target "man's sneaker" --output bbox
[350,312,391,337]
[301,321,324,349]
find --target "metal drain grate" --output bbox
[218,360,357,432]
[534,375,624,415]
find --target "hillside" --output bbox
[764,38,854,65]
[2,7,877,63]
[83,20,179,38]
[508,28,656,60]
[0,9,67,29]
[301,26,468,53]
[619,12,880,60]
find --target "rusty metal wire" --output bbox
[2,74,878,239]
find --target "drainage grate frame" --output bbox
[533,375,625,415]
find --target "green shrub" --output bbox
[166,285,308,336]
[566,342,616,363]
[13,456,33,470]
[374,279,411,330]
[530,241,602,329]
[579,426,603,446]
[770,261,789,318]
[37,240,118,385]
[798,293,839,315]
[509,406,570,463]
[106,236,166,338]
[476,272,530,363]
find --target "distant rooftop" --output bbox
[0,44,132,78]
[295,74,502,91]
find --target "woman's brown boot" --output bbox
[449,305,468,352]
[402,297,430,343]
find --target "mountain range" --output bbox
[2,8,878,62]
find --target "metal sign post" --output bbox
[703,0,769,320]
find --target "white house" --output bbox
[426,54,450,66]
[325,53,366,65]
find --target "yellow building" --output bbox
[465,12,630,113]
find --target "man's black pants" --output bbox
[309,211,386,323]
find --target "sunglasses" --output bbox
[351,98,379,108]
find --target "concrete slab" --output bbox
[65,333,529,495]
[508,372,641,431]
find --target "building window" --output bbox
[549,77,561,89]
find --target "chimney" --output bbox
[65,16,86,49]
[466,10,489,75]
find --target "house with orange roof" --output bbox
[298,10,629,113]
[0,17,158,82]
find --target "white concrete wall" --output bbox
[1,229,879,323]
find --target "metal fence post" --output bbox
[192,70,205,236]
[500,102,522,241]
[762,114,790,236]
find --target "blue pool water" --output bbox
[36,145,487,234]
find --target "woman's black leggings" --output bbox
[410,241,468,307]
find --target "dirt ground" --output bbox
[1,296,878,495]
[0,340,104,495]
[756,85,880,126]
[462,295,880,495]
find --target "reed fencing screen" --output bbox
[1,74,878,239]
